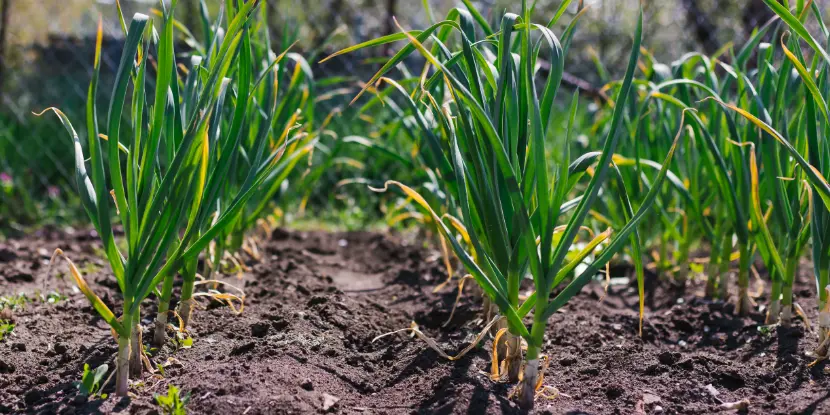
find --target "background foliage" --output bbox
[0,0,820,233]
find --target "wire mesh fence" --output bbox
[1,0,147,195]
[0,0,779,204]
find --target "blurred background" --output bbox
[0,0,788,233]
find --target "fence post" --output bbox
[183,0,199,39]
[382,0,396,56]
[266,0,279,46]
[681,0,719,54]
[0,0,10,98]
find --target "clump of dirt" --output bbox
[0,227,828,414]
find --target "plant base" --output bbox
[116,336,130,396]
[504,332,522,383]
[736,289,753,316]
[517,358,538,411]
[780,305,793,328]
[153,312,168,347]
[816,311,830,358]
[718,271,730,301]
[675,265,689,284]
[765,300,780,325]
[129,325,143,379]
[180,298,194,328]
[704,276,717,298]
[482,296,498,324]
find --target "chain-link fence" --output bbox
[0,0,155,195]
[0,0,780,215]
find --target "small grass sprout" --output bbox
[155,384,190,415]
[76,363,109,398]
[0,320,13,341]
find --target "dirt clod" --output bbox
[0,248,16,262]
[250,321,270,338]
[229,341,256,356]
[52,342,68,355]
[643,392,661,405]
[560,354,578,366]
[271,228,290,241]
[715,369,745,391]
[658,351,680,365]
[5,272,33,283]
[300,378,313,391]
[605,385,624,399]
[24,390,42,405]
[322,393,339,411]
[0,360,14,373]
[307,295,328,307]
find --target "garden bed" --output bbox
[0,227,828,414]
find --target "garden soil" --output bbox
[1,227,828,414]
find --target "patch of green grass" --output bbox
[0,290,66,311]
[758,325,774,339]
[77,261,103,276]
[0,320,14,341]
[0,294,30,310]
[169,331,193,351]
[155,385,189,415]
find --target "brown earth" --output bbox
[0,226,829,414]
